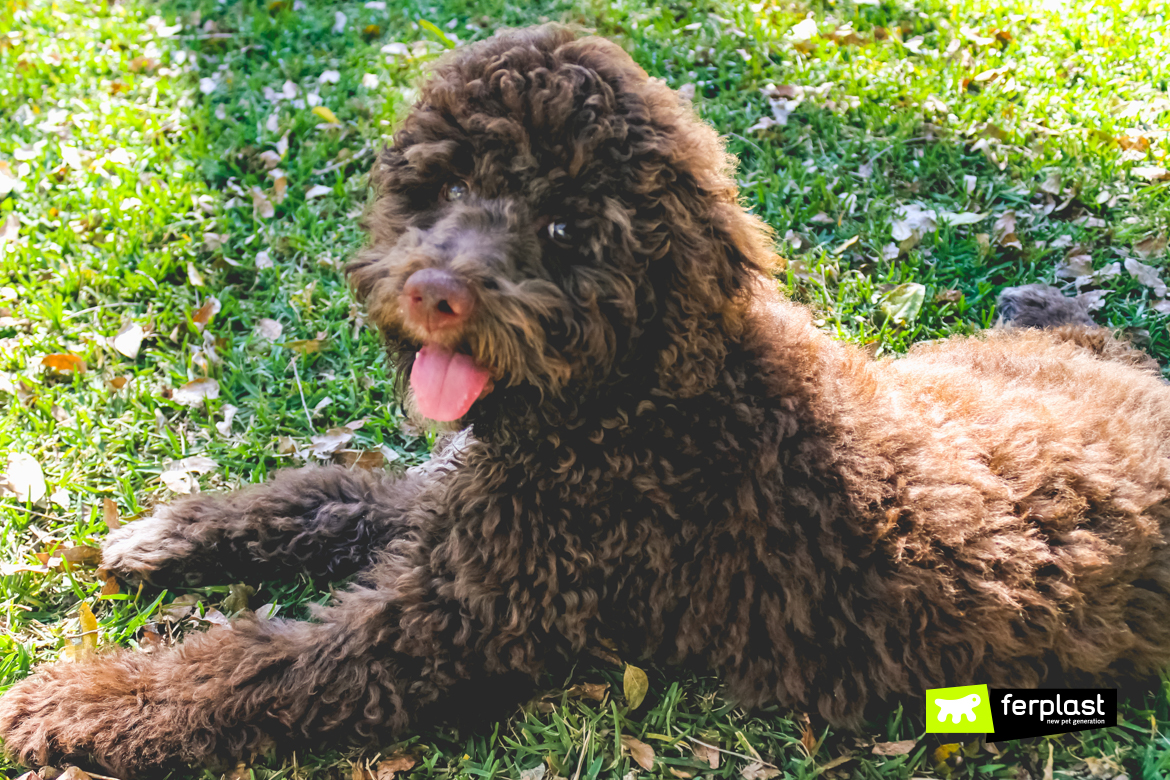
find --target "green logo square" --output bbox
[926,684,995,733]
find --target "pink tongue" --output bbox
[410,345,491,422]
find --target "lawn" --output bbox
[1,0,1170,778]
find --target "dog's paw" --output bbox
[101,510,200,586]
[0,673,59,768]
[0,655,179,776]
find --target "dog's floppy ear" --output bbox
[649,183,776,399]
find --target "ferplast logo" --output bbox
[925,684,995,733]
[924,687,1118,741]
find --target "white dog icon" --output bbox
[934,693,981,724]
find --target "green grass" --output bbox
[2,0,1170,777]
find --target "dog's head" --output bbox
[348,24,775,428]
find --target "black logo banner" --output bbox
[985,688,1117,741]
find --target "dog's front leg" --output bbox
[101,465,430,586]
[0,555,457,776]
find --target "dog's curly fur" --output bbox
[5,24,1170,775]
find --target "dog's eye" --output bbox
[546,221,572,245]
[444,182,468,201]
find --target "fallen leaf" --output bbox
[277,436,298,455]
[312,106,340,125]
[0,561,51,575]
[374,754,417,780]
[0,161,20,197]
[173,377,220,405]
[196,607,231,626]
[60,546,102,567]
[993,210,1022,249]
[335,450,385,469]
[1125,257,1167,297]
[255,603,281,620]
[222,583,256,613]
[62,602,100,661]
[309,427,355,457]
[100,572,120,596]
[332,10,346,33]
[1,452,47,503]
[932,743,962,766]
[871,739,917,756]
[49,487,70,508]
[362,73,379,89]
[0,213,20,250]
[1135,234,1168,259]
[799,721,818,756]
[255,318,283,341]
[59,765,91,780]
[1040,170,1062,195]
[691,741,720,769]
[112,321,144,359]
[259,150,282,169]
[879,283,926,326]
[669,769,693,779]
[42,353,87,373]
[1055,247,1094,279]
[624,663,649,710]
[251,187,275,219]
[255,250,275,270]
[739,762,779,780]
[286,338,326,354]
[305,184,332,199]
[567,682,609,701]
[187,261,206,287]
[620,735,655,771]
[216,404,238,436]
[159,593,202,621]
[1132,165,1170,182]
[891,203,937,244]
[833,235,859,254]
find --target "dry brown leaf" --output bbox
[100,573,121,597]
[159,593,202,621]
[60,546,101,567]
[374,754,417,780]
[309,428,355,457]
[255,318,283,341]
[277,436,298,455]
[799,721,818,756]
[42,353,87,373]
[739,762,779,780]
[58,767,91,780]
[624,663,649,710]
[871,739,917,756]
[691,741,720,769]
[668,769,693,779]
[567,682,609,701]
[251,186,275,219]
[1135,234,1168,259]
[102,496,122,530]
[173,377,220,405]
[192,297,221,328]
[334,450,385,470]
[620,735,655,771]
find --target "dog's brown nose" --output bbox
[401,268,474,333]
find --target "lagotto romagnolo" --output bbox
[4,23,1170,775]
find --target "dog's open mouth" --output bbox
[410,344,493,421]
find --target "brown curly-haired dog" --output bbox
[4,23,1170,775]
